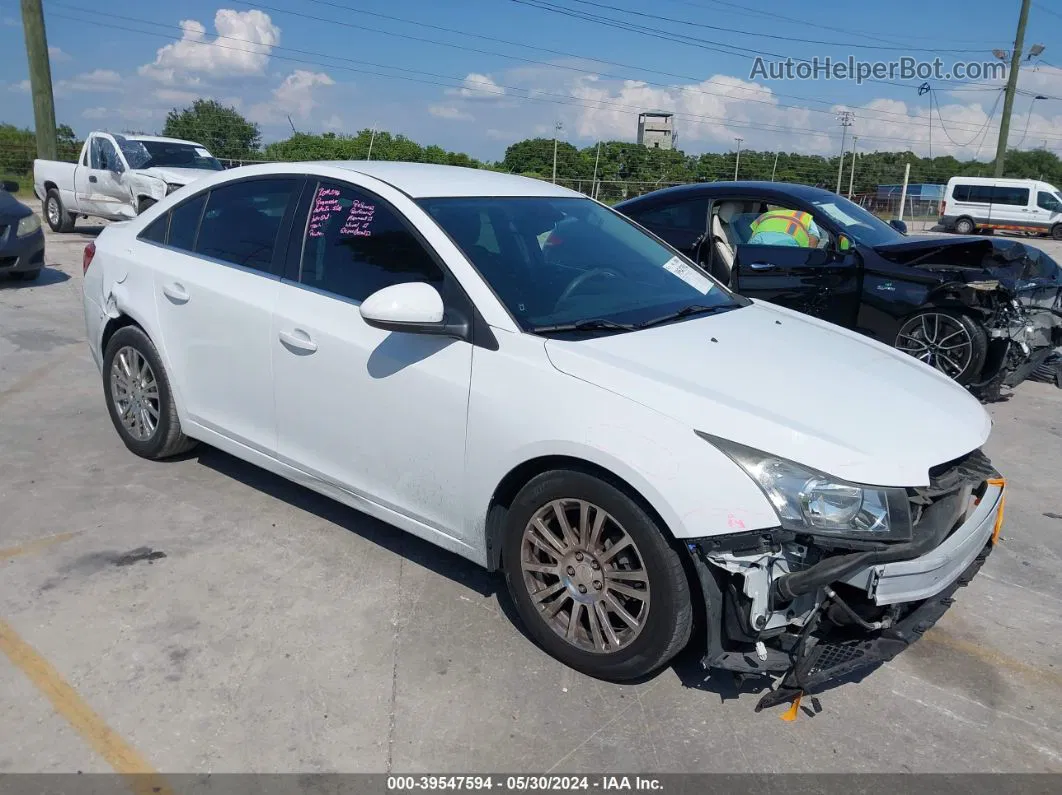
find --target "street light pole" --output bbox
[733,137,743,180]
[993,0,1033,176]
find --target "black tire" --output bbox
[102,325,196,459]
[954,217,976,235]
[12,269,40,281]
[1052,224,1062,241]
[43,189,75,233]
[138,197,156,214]
[502,469,693,682]
[895,309,988,386]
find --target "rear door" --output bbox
[149,176,303,453]
[731,203,861,328]
[74,134,133,218]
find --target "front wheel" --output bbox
[502,470,692,681]
[895,309,987,385]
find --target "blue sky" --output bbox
[3,0,1062,161]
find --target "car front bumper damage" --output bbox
[686,449,1004,711]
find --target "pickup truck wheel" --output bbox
[502,470,692,682]
[895,310,987,386]
[44,189,75,232]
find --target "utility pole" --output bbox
[847,136,859,199]
[367,124,377,160]
[770,151,779,181]
[836,110,854,194]
[20,0,58,160]
[897,162,911,222]
[733,137,743,180]
[993,0,1032,176]
[552,121,563,184]
[591,141,601,200]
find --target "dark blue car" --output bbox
[1,180,46,282]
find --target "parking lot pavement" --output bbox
[1,220,1061,775]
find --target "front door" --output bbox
[730,203,861,328]
[75,135,133,218]
[151,176,303,452]
[272,179,473,539]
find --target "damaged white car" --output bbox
[33,131,223,231]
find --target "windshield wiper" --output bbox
[636,304,736,329]
[531,318,638,334]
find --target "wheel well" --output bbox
[484,455,672,572]
[100,314,143,355]
[43,181,58,195]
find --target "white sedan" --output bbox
[81,162,1005,705]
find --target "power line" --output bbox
[553,0,993,53]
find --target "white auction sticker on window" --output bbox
[661,256,712,294]
[195,147,211,157]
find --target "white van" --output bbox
[941,176,1062,239]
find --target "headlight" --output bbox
[698,432,912,541]
[16,214,41,237]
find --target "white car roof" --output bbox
[126,135,208,148]
[315,161,582,199]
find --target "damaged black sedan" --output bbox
[617,182,1062,400]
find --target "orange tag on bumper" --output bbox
[987,478,1006,545]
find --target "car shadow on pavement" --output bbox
[0,266,70,288]
[193,445,499,599]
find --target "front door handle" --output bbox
[748,262,775,271]
[88,175,98,183]
[162,282,189,303]
[278,328,318,354]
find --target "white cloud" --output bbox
[1,17,17,27]
[446,73,506,101]
[429,104,474,121]
[49,46,71,63]
[81,107,109,119]
[248,70,335,124]
[9,79,30,93]
[55,69,124,95]
[154,88,200,105]
[139,10,280,82]
[323,114,344,130]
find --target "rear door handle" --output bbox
[162,282,189,303]
[748,262,775,270]
[88,175,98,183]
[278,328,318,354]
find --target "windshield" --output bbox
[418,196,744,333]
[809,194,903,247]
[115,136,223,171]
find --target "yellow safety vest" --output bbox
[749,209,815,247]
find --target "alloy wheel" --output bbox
[520,499,650,654]
[895,313,974,379]
[47,197,60,227]
[109,346,160,441]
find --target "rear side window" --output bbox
[139,214,169,244]
[992,186,1029,206]
[953,184,993,203]
[168,193,207,252]
[299,181,444,302]
[196,178,298,273]
[630,199,710,231]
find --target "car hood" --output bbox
[0,190,32,221]
[873,235,1062,288]
[131,167,216,185]
[544,302,991,487]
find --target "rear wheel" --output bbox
[895,310,987,385]
[1052,224,1062,241]
[44,189,75,233]
[102,325,196,459]
[502,470,692,681]
[954,217,976,235]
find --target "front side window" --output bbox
[420,196,742,332]
[90,137,123,173]
[1037,191,1062,213]
[196,178,298,273]
[299,182,444,302]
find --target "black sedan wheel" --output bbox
[895,310,987,385]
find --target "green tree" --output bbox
[162,99,261,161]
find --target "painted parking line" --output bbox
[0,619,172,794]
[0,531,81,561]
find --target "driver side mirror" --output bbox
[1,180,18,193]
[360,282,469,340]
[888,219,908,234]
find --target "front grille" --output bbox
[807,639,868,675]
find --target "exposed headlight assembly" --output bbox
[16,214,41,237]
[698,432,912,541]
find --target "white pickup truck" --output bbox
[33,131,224,232]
